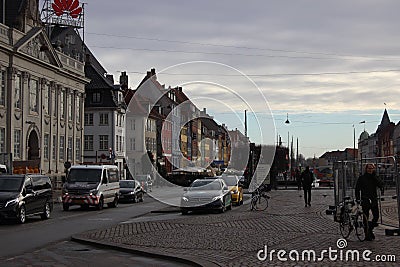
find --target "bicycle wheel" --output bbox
[355,212,368,241]
[255,195,269,211]
[339,212,352,238]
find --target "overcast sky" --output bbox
[41,0,400,158]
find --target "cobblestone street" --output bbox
[73,189,400,266]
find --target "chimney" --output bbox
[120,71,128,89]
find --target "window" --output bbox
[75,138,81,160]
[14,74,21,109]
[0,70,5,106]
[84,113,93,126]
[84,135,94,151]
[68,94,73,121]
[0,127,5,153]
[68,137,73,160]
[59,136,65,160]
[14,130,21,159]
[130,138,135,151]
[60,90,65,119]
[44,134,49,160]
[99,135,108,150]
[52,135,56,160]
[44,83,50,115]
[99,113,109,125]
[92,92,101,103]
[29,78,39,113]
[116,135,120,152]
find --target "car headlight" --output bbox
[129,191,135,195]
[89,189,98,196]
[212,195,223,201]
[182,197,189,202]
[5,198,19,207]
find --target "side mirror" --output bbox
[223,186,228,191]
[102,177,108,184]
[183,187,188,192]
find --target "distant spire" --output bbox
[380,108,390,126]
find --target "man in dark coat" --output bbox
[355,163,384,241]
[301,166,313,207]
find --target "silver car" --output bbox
[180,178,232,215]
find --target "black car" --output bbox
[0,174,53,224]
[119,180,143,203]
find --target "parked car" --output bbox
[0,164,7,174]
[135,174,152,192]
[62,165,120,211]
[119,180,143,203]
[0,174,53,224]
[221,174,243,205]
[180,178,232,215]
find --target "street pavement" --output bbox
[72,188,400,266]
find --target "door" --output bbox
[22,177,36,214]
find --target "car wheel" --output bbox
[227,200,232,211]
[219,201,226,213]
[240,193,244,205]
[18,205,26,224]
[40,201,51,220]
[108,196,118,208]
[62,203,69,211]
[97,197,104,210]
[181,209,189,215]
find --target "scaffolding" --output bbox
[329,156,400,236]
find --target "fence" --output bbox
[332,156,400,235]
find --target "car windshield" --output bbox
[0,177,24,192]
[67,169,102,183]
[119,180,135,188]
[222,176,237,186]
[190,180,222,191]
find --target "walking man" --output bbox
[301,166,313,207]
[355,163,384,241]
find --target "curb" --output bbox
[71,235,220,267]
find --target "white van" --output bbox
[0,164,7,174]
[62,165,120,211]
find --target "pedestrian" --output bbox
[295,168,301,190]
[355,163,384,241]
[301,166,313,207]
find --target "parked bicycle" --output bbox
[338,196,369,241]
[250,184,270,211]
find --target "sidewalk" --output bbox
[72,189,400,266]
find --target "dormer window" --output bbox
[92,92,101,103]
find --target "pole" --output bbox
[244,110,247,138]
[296,138,299,168]
[353,126,356,161]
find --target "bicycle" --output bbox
[250,184,270,211]
[338,196,369,241]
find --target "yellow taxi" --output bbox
[221,175,243,205]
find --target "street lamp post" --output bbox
[285,113,290,189]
